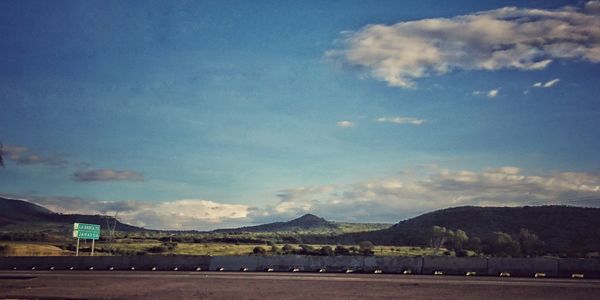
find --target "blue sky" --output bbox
[1,0,600,229]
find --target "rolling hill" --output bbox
[214,213,390,234]
[336,205,600,253]
[0,196,143,232]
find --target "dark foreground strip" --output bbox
[0,275,36,280]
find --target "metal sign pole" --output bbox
[91,239,95,256]
[76,237,80,256]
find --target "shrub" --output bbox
[147,245,167,253]
[253,246,267,255]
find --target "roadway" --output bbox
[1,271,599,299]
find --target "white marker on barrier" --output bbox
[196,267,202,271]
[69,267,74,270]
[31,267,36,270]
[89,267,94,271]
[266,268,274,272]
[374,269,383,274]
[218,267,225,271]
[466,271,476,276]
[403,269,412,275]
[318,268,326,273]
[173,267,179,271]
[240,267,248,272]
[434,271,443,275]
[151,267,157,271]
[534,272,546,278]
[291,268,300,272]
[572,273,584,279]
[345,269,354,273]
[109,267,114,271]
[130,267,135,271]
[49,267,55,270]
[499,272,511,277]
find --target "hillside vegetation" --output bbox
[337,206,600,255]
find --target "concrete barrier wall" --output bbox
[423,257,487,275]
[257,255,310,272]
[487,257,558,277]
[0,255,211,271]
[364,256,423,274]
[1,256,598,277]
[558,258,600,278]
[209,256,259,271]
[307,256,364,272]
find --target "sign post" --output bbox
[73,223,101,256]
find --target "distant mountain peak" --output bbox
[288,213,329,226]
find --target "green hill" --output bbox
[0,196,143,233]
[214,213,390,234]
[337,205,600,254]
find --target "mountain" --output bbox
[0,196,143,232]
[214,214,337,233]
[337,205,600,253]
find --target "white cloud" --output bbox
[533,78,560,88]
[336,120,354,128]
[120,200,251,229]
[473,88,500,98]
[5,194,254,230]
[376,116,426,125]
[257,166,600,223]
[329,2,600,88]
[10,166,600,227]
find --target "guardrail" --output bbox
[1,255,599,278]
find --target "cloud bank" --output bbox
[329,1,600,88]
[260,167,600,223]
[8,166,600,229]
[376,116,426,125]
[1,144,66,166]
[72,169,144,182]
[4,194,253,230]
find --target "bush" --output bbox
[320,246,334,256]
[334,245,350,255]
[253,246,267,255]
[455,249,469,257]
[282,244,294,254]
[147,245,167,253]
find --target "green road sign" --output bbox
[73,222,100,240]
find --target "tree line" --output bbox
[430,225,545,257]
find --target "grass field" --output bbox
[0,242,69,256]
[1,241,449,257]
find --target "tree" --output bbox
[430,226,448,254]
[334,245,350,255]
[454,229,469,251]
[281,244,294,254]
[358,241,375,256]
[298,244,316,255]
[253,246,267,255]
[320,245,334,256]
[483,232,521,257]
[518,228,545,257]
[466,237,482,254]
